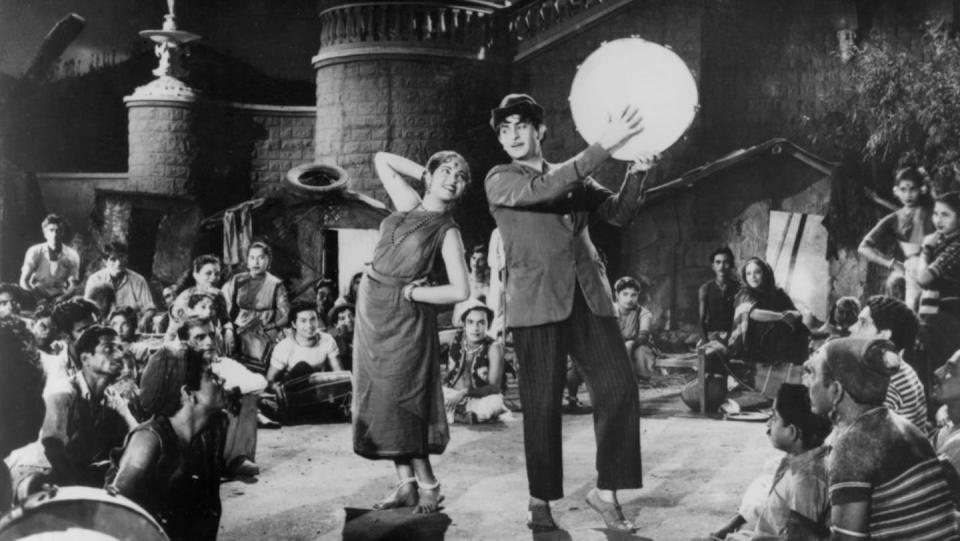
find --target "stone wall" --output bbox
[314,58,504,206]
[621,153,835,331]
[126,98,315,208]
[241,104,316,199]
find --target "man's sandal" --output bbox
[373,476,418,510]
[414,478,444,514]
[585,488,637,532]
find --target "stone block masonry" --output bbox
[126,97,315,206]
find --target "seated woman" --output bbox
[327,303,355,372]
[334,271,362,308]
[614,276,658,381]
[222,242,290,367]
[262,301,349,422]
[703,257,809,389]
[442,301,511,424]
[106,348,228,541]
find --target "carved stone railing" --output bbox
[313,2,503,67]
[506,0,635,60]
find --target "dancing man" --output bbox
[485,93,649,532]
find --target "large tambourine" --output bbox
[0,486,169,541]
[569,38,699,161]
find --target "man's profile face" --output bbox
[497,114,544,162]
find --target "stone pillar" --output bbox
[312,2,508,204]
[124,98,200,195]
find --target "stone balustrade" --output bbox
[314,2,501,66]
[505,0,634,59]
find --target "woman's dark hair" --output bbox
[344,272,363,304]
[894,167,934,207]
[936,191,960,215]
[740,257,777,297]
[423,151,471,185]
[247,241,272,259]
[192,254,222,274]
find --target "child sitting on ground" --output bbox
[705,383,832,540]
[614,276,657,381]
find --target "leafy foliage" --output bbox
[815,23,960,196]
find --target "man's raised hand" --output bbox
[597,105,645,154]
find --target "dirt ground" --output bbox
[219,377,776,540]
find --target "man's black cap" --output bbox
[490,93,544,130]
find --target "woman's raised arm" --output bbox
[373,152,424,212]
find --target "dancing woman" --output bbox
[353,150,471,514]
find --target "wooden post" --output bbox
[697,346,707,416]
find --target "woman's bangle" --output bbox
[403,283,418,301]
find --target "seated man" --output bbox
[804,337,958,539]
[0,320,47,513]
[48,298,101,384]
[84,241,157,330]
[698,247,738,345]
[706,383,832,540]
[0,283,30,329]
[614,276,657,381]
[6,326,134,500]
[848,295,929,434]
[29,303,58,355]
[107,347,228,541]
[174,317,266,478]
[261,302,349,422]
[19,214,80,304]
[443,301,511,424]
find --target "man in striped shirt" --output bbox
[804,338,957,540]
[849,295,929,434]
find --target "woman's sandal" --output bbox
[585,488,637,532]
[414,478,444,514]
[373,477,418,510]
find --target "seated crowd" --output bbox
[2,188,960,541]
[1,214,359,540]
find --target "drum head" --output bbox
[569,38,698,160]
[0,487,169,541]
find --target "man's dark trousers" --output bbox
[512,285,642,501]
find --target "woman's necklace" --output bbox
[390,203,441,246]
